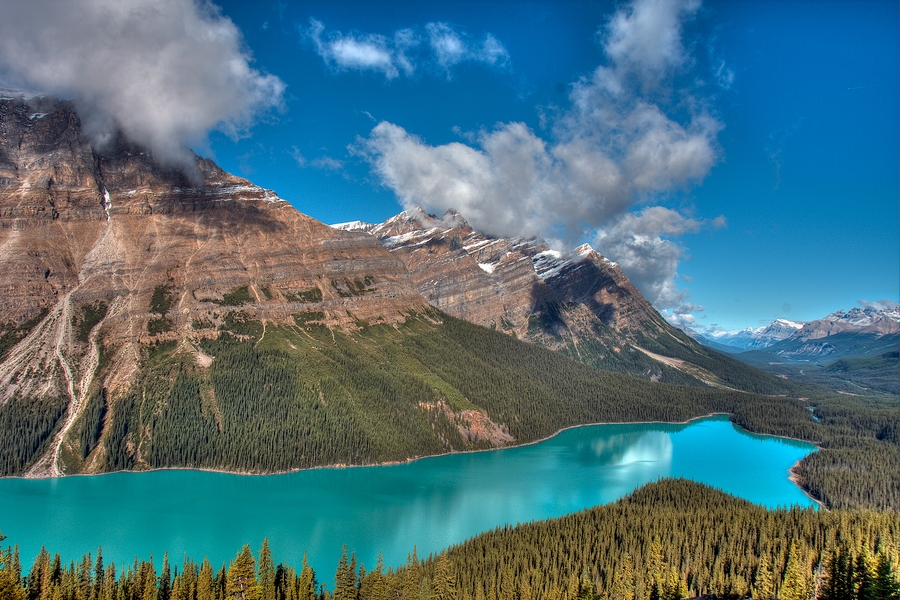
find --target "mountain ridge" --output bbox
[336,208,796,392]
[0,92,805,479]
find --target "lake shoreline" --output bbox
[14,412,823,508]
[17,412,735,481]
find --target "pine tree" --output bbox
[258,540,275,600]
[822,546,853,600]
[197,559,215,600]
[365,553,388,600]
[0,532,25,600]
[101,562,117,600]
[334,546,358,600]
[432,552,457,600]
[26,546,50,600]
[610,554,636,600]
[578,569,597,600]
[781,543,809,600]
[227,546,259,600]
[159,552,172,600]
[93,549,105,600]
[661,567,687,600]
[76,553,92,600]
[872,554,899,600]
[297,554,316,600]
[857,550,876,600]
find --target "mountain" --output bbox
[702,305,900,396]
[720,306,900,363]
[0,92,435,476]
[336,208,792,392]
[0,92,800,479]
[700,319,804,351]
[791,306,900,340]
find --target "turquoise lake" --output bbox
[2,415,816,579]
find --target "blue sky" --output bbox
[2,0,896,332]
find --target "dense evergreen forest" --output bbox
[2,481,898,600]
[1,312,897,510]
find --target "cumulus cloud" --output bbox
[359,0,721,314]
[426,22,509,72]
[0,0,285,177]
[858,299,900,311]
[305,19,508,79]
[593,207,724,307]
[601,0,700,91]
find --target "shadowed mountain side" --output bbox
[338,209,801,394]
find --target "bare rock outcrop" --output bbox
[0,93,430,474]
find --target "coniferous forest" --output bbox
[2,480,898,600]
[1,315,897,600]
[1,312,897,510]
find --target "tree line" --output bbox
[2,313,897,510]
[2,481,898,600]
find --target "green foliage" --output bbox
[0,394,67,475]
[147,317,173,335]
[331,276,375,297]
[259,286,273,300]
[77,388,106,459]
[73,301,108,343]
[259,540,276,600]
[401,479,900,600]
[227,545,259,600]
[0,308,48,362]
[750,351,900,397]
[284,287,324,303]
[220,311,263,338]
[292,312,325,327]
[216,286,252,307]
[192,318,214,330]
[150,284,175,315]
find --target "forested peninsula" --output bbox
[2,480,898,600]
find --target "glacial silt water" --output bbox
[1,415,815,577]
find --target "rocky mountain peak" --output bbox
[341,208,724,384]
[0,93,432,475]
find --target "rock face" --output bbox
[336,208,710,381]
[701,319,805,351]
[0,93,429,474]
[793,307,900,340]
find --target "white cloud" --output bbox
[0,0,285,177]
[311,156,344,171]
[858,299,900,311]
[305,19,508,80]
[601,0,700,91]
[291,147,343,171]
[307,18,408,79]
[426,23,509,73]
[593,207,724,307]
[360,0,722,314]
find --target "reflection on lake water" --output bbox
[589,431,674,466]
[1,416,815,579]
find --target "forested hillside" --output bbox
[3,480,898,600]
[1,310,896,509]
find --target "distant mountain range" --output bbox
[693,306,899,396]
[700,319,804,352]
[697,306,899,360]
